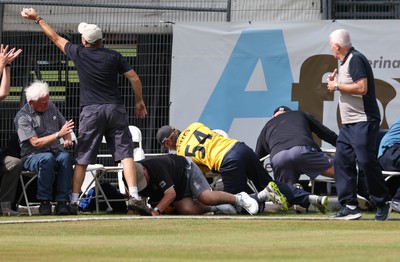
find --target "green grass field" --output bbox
[1,212,400,261]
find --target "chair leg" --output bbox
[18,174,38,216]
[310,179,315,194]
[19,175,32,216]
[91,170,113,213]
[247,179,258,193]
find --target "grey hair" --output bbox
[329,29,352,49]
[25,80,49,102]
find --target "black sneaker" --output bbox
[329,206,362,220]
[39,201,52,216]
[68,203,79,215]
[375,202,392,221]
[55,202,70,216]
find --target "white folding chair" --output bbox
[118,126,145,195]
[83,126,145,211]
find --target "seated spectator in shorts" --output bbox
[134,154,258,215]
[255,106,337,185]
[0,133,22,216]
[157,122,329,213]
[1,44,23,216]
[378,116,400,213]
[15,81,75,215]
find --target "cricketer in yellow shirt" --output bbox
[157,122,326,214]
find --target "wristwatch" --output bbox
[55,132,60,139]
[334,83,339,91]
[35,17,43,24]
[153,207,161,215]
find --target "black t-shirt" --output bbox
[138,154,189,204]
[64,43,132,107]
[255,111,337,160]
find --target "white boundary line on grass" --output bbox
[2,215,398,224]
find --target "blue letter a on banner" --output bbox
[199,29,296,131]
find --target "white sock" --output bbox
[257,190,268,202]
[71,193,80,204]
[129,186,140,199]
[309,195,318,204]
[234,195,239,205]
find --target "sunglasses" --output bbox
[161,129,175,145]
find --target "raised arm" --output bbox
[21,8,69,54]
[0,44,22,101]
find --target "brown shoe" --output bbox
[128,197,152,216]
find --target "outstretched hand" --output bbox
[60,119,75,137]
[20,8,39,20]
[0,44,22,66]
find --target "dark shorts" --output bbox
[272,145,333,184]
[75,104,134,165]
[182,159,210,199]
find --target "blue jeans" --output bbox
[23,151,73,202]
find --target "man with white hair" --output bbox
[326,29,392,220]
[15,81,75,215]
[21,8,150,215]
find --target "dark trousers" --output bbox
[335,121,391,207]
[221,142,311,207]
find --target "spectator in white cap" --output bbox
[132,154,258,215]
[77,22,103,44]
[21,8,149,215]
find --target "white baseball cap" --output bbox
[135,162,148,192]
[78,22,103,44]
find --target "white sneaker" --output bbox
[236,192,259,215]
[214,204,237,215]
[391,200,400,213]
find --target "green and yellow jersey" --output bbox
[176,122,237,172]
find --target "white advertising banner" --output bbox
[170,21,400,149]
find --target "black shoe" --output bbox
[55,202,70,216]
[39,201,52,216]
[68,203,79,215]
[329,206,362,220]
[375,202,392,221]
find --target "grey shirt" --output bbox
[14,101,66,160]
[337,47,380,124]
